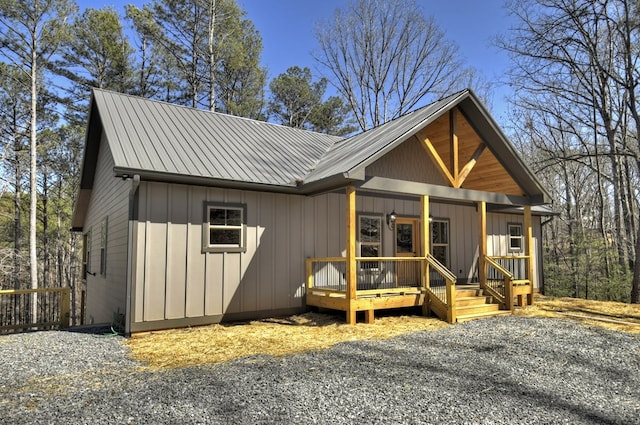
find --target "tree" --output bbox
[126,0,265,115]
[314,0,464,130]
[499,0,640,302]
[268,66,325,128]
[0,0,75,320]
[53,7,134,122]
[268,66,356,135]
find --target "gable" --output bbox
[415,107,527,197]
[361,106,531,197]
[365,136,447,185]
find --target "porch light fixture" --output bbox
[386,210,397,230]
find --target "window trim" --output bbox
[83,229,92,279]
[508,223,523,252]
[357,213,382,269]
[202,202,247,253]
[431,218,450,267]
[100,217,108,277]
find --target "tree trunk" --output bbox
[631,218,640,303]
[29,34,38,323]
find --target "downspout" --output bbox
[125,175,141,336]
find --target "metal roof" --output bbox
[76,88,551,208]
[91,89,342,187]
[304,91,467,184]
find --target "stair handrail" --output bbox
[425,253,457,283]
[425,253,457,323]
[484,255,514,310]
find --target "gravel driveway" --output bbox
[0,316,638,424]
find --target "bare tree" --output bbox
[314,0,463,130]
[499,0,640,302]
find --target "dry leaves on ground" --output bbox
[125,311,448,369]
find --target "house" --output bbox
[71,88,552,334]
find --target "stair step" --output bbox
[455,303,501,316]
[456,309,511,323]
[456,289,484,297]
[455,296,493,307]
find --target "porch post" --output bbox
[346,185,357,324]
[478,201,487,286]
[524,205,534,306]
[420,195,430,316]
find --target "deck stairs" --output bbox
[454,285,511,323]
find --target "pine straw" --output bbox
[514,295,640,334]
[125,312,448,369]
[126,297,640,370]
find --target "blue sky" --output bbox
[83,0,514,122]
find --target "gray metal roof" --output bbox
[76,88,551,206]
[304,91,467,184]
[91,89,342,187]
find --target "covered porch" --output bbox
[305,187,536,324]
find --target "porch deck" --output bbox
[306,256,533,324]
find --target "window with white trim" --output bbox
[508,223,523,252]
[358,214,382,269]
[203,203,247,253]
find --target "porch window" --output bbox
[358,214,381,268]
[203,203,247,253]
[100,217,107,276]
[431,219,449,267]
[508,223,523,252]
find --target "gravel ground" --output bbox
[0,316,639,425]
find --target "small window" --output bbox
[358,215,382,269]
[508,223,523,252]
[100,217,108,276]
[83,230,91,279]
[203,203,246,253]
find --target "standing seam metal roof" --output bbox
[92,89,342,187]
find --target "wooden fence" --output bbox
[0,288,71,333]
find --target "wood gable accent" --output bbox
[415,107,526,196]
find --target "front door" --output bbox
[395,218,420,285]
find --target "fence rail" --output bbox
[0,288,70,333]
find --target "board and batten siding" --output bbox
[84,131,130,324]
[130,183,346,330]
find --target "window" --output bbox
[508,223,523,252]
[431,219,449,267]
[83,230,91,279]
[203,203,247,253]
[100,217,107,276]
[358,215,382,269]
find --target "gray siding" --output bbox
[128,184,544,330]
[131,183,346,328]
[84,131,130,324]
[365,136,446,185]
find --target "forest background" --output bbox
[0,0,638,326]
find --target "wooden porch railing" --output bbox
[306,255,459,323]
[0,288,71,333]
[424,253,458,323]
[482,255,532,310]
